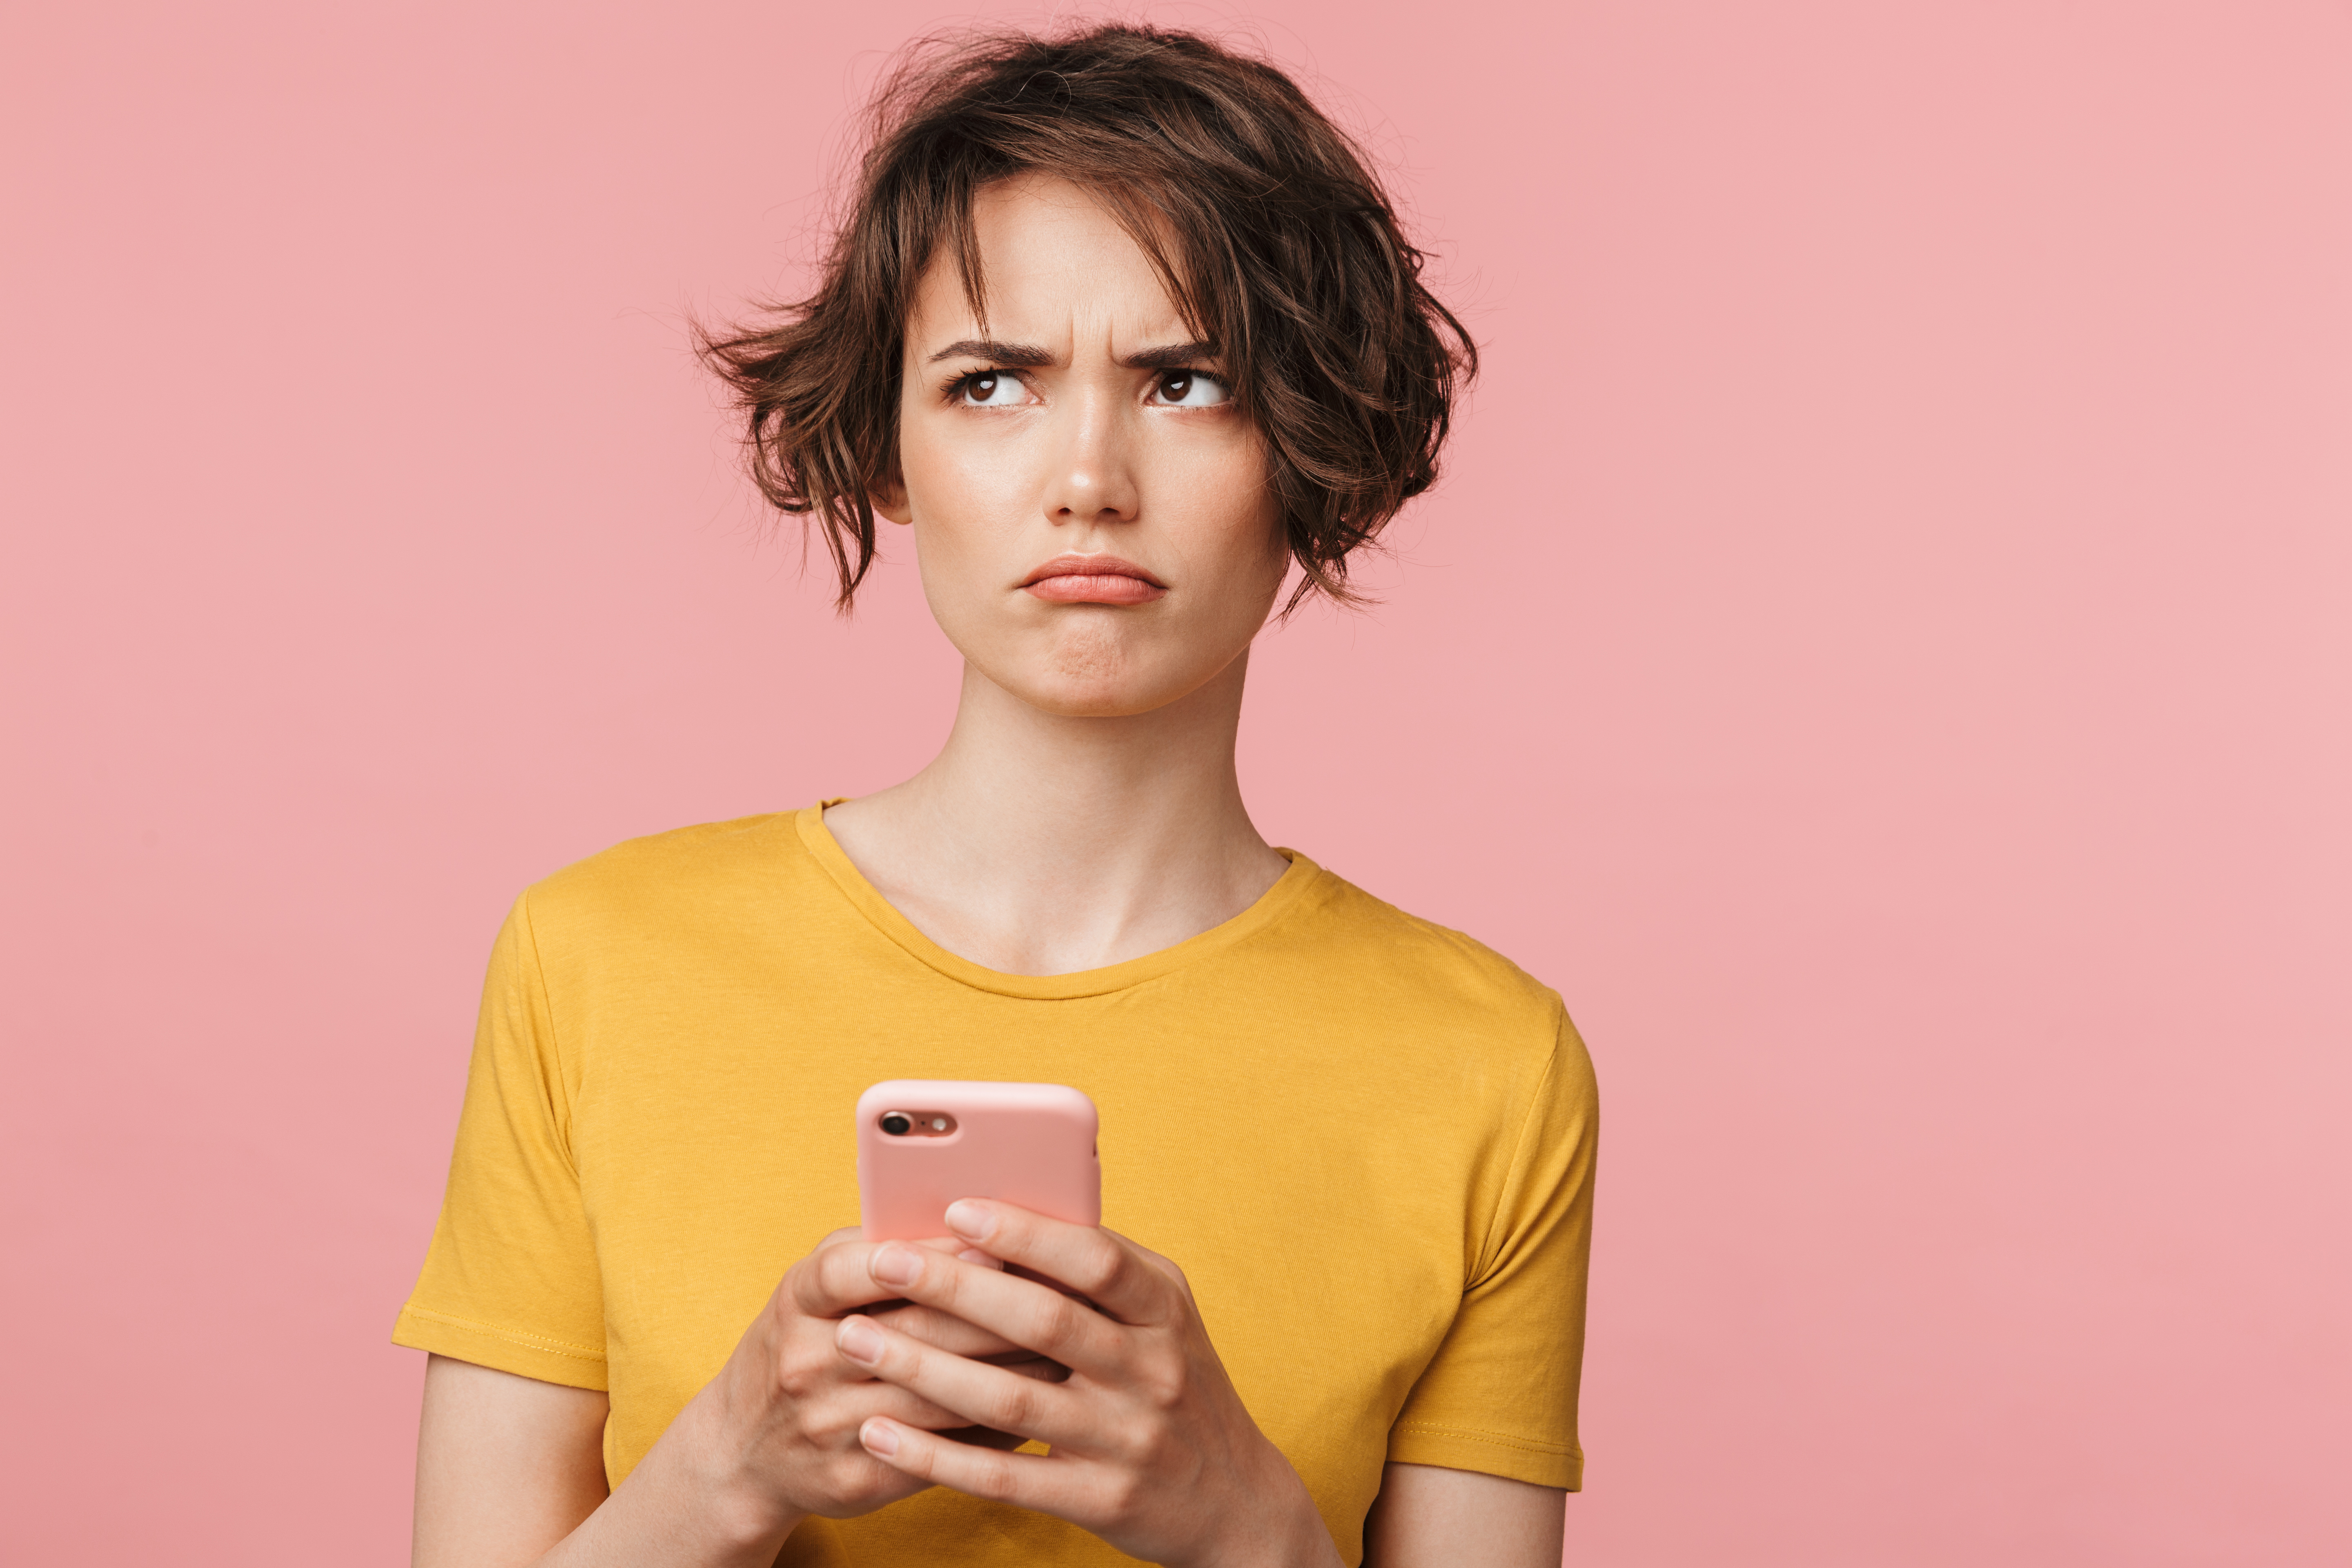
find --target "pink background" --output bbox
[5,2,2347,1562]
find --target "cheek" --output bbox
[899,416,976,523]
[1187,459,1287,593]
[898,419,1012,592]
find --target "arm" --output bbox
[414,1357,608,1568]
[1362,1463,1564,1568]
[412,1233,1057,1568]
[414,1250,1564,1568]
[413,1351,790,1568]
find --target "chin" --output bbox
[989,630,1193,719]
[953,605,1254,719]
[1011,668,1178,720]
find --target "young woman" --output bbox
[399,25,1597,1568]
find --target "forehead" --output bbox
[905,173,1192,348]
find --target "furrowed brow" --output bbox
[1120,341,1219,370]
[926,338,1055,367]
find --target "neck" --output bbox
[822,651,1288,976]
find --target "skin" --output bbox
[831,172,1296,977]
[412,175,1566,1566]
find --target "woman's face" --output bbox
[880,174,1288,718]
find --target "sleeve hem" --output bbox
[1387,1423,1582,1491]
[392,1304,610,1392]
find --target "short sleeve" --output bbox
[391,895,608,1389]
[1388,1010,1598,1489]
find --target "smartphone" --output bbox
[856,1079,1101,1242]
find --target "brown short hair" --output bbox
[699,23,1476,611]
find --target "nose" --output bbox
[1041,392,1140,530]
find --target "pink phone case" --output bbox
[856,1080,1102,1242]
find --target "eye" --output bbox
[1147,370,1230,408]
[952,370,1031,408]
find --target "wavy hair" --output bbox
[699,23,1476,611]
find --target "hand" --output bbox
[664,1227,1061,1548]
[830,1202,1343,1568]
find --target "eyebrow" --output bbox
[1122,339,1218,370]
[926,338,1054,367]
[924,338,1220,369]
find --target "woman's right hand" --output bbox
[420,1227,1059,1568]
[650,1227,1056,1555]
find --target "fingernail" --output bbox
[836,1316,885,1365]
[860,1418,899,1457]
[944,1200,994,1241]
[871,1243,922,1288]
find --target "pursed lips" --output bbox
[1021,553,1168,605]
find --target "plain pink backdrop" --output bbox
[4,2,2347,1563]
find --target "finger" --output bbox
[945,1423,1037,1452]
[841,1373,1010,1436]
[793,1234,978,1318]
[989,1354,1073,1384]
[832,1338,1059,1432]
[792,1241,914,1318]
[859,1418,1096,1516]
[817,1228,980,1254]
[863,1241,1121,1375]
[942,1202,1177,1327]
[866,1302,1032,1361]
[835,1312,1083,1445]
[818,1227,997,1269]
[876,1301,1072,1380]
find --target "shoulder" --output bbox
[1294,866,1561,1011]
[1264,864,1597,1185]
[514,811,810,954]
[1275,861,1582,1066]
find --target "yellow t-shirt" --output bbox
[394,806,1597,1566]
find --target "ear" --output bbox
[869,470,913,527]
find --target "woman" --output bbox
[399,24,1597,1568]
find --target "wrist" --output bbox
[658,1384,809,1557]
[1192,1448,1340,1568]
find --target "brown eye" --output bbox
[956,370,1025,407]
[1147,369,1229,408]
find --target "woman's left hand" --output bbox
[830,1199,1343,1568]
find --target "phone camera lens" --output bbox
[880,1113,912,1136]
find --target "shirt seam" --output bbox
[1391,1421,1577,1457]
[793,804,1330,1001]
[514,889,582,1178]
[398,1304,607,1363]
[1466,1012,1566,1288]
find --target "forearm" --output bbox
[1189,1442,1342,1568]
[1207,1486,1343,1568]
[531,1395,806,1568]
[417,1236,1029,1568]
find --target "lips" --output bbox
[1020,553,1168,605]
